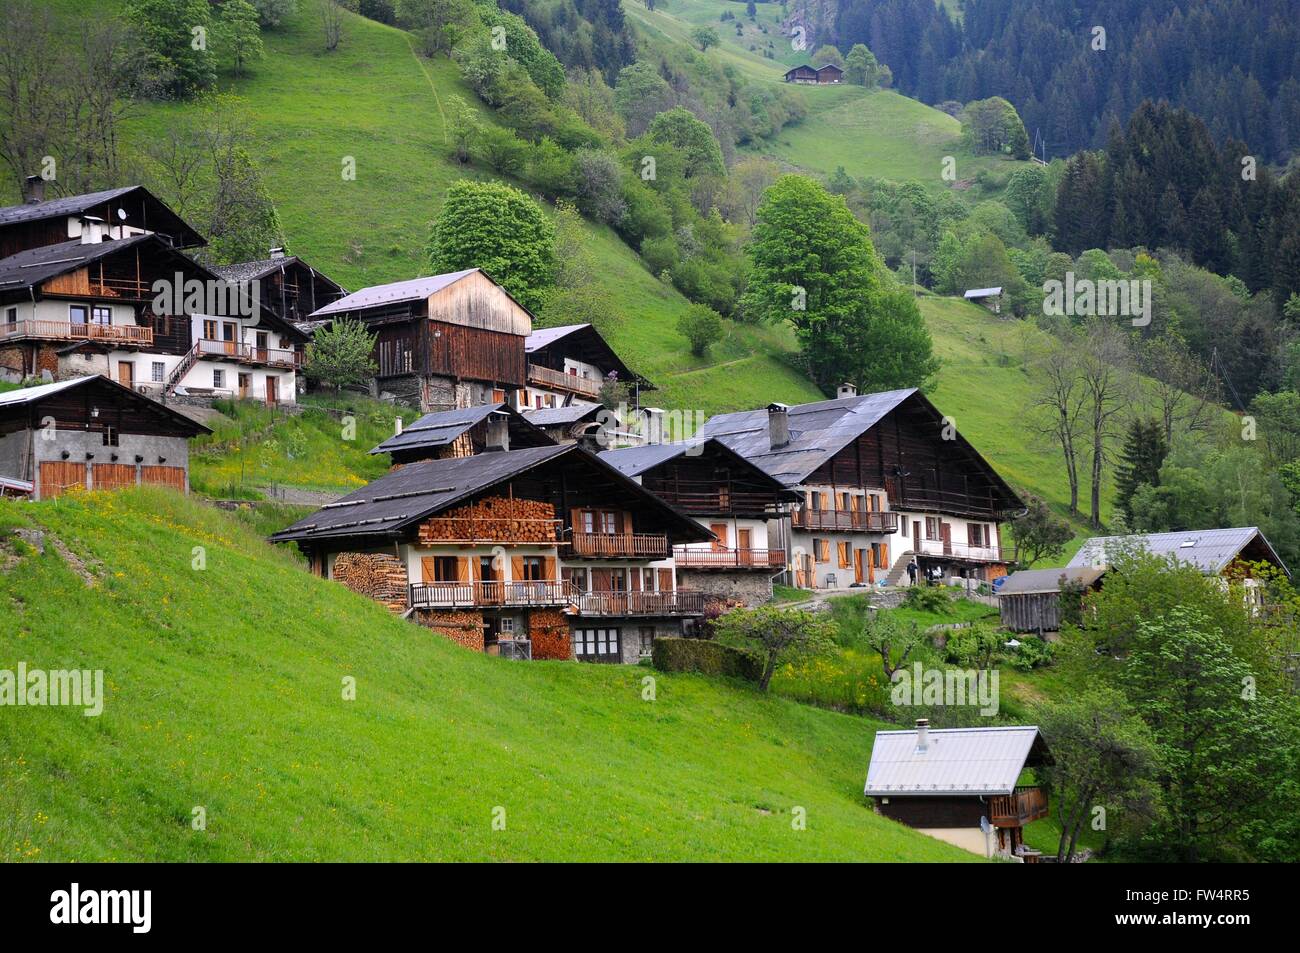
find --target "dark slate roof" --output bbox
[0,374,210,435]
[212,257,289,283]
[524,323,651,388]
[598,440,702,477]
[522,400,604,427]
[696,389,917,486]
[308,269,478,317]
[269,443,713,545]
[1067,527,1289,577]
[368,403,552,455]
[272,444,571,542]
[0,235,155,291]
[0,185,204,247]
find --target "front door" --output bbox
[854,548,864,584]
[710,522,728,551]
[737,527,752,565]
[117,361,133,389]
[941,523,952,556]
[265,376,278,405]
[913,520,921,552]
[238,373,252,398]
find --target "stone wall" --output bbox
[677,569,774,607]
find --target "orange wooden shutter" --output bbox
[511,556,525,581]
[630,570,641,591]
[543,556,556,581]
[456,557,470,582]
[422,557,438,582]
[657,568,672,591]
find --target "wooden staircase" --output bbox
[164,343,201,397]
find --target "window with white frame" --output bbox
[151,361,165,383]
[213,369,224,388]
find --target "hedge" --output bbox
[651,637,763,682]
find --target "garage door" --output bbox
[140,465,185,491]
[574,627,621,663]
[92,463,137,491]
[38,461,85,499]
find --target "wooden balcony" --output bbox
[649,486,787,517]
[571,590,707,616]
[570,531,669,559]
[914,539,1004,563]
[409,580,574,609]
[674,547,784,570]
[793,508,899,533]
[988,786,1048,827]
[197,339,301,368]
[0,319,153,346]
[526,362,601,398]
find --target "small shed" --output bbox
[996,566,1106,635]
[783,64,819,84]
[963,286,1003,314]
[815,63,844,84]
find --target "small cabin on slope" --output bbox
[0,375,209,499]
[996,566,1106,635]
[369,402,554,466]
[865,721,1052,860]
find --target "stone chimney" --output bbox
[484,411,510,452]
[269,246,286,259]
[837,382,857,399]
[78,215,105,244]
[22,175,45,204]
[767,402,790,450]
[914,717,929,754]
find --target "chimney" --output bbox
[837,381,857,399]
[484,411,510,452]
[78,215,105,244]
[767,402,790,450]
[22,174,45,204]
[269,246,286,259]
[914,718,929,753]
[394,417,403,436]
[642,407,665,445]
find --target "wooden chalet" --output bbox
[270,445,713,663]
[523,323,651,410]
[369,402,554,465]
[599,437,799,605]
[866,721,1053,861]
[308,268,529,413]
[697,384,1023,590]
[782,63,843,84]
[0,375,210,499]
[214,248,347,325]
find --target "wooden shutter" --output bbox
[456,557,470,582]
[657,568,673,592]
[543,556,556,581]
[511,556,525,581]
[630,570,641,591]
[422,557,438,582]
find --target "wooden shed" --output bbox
[996,566,1106,635]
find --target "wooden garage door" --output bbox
[93,463,137,491]
[140,465,185,491]
[38,461,85,498]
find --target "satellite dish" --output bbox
[116,207,128,220]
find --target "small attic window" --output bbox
[1179,539,1197,548]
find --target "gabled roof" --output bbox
[0,374,211,435]
[368,402,553,455]
[0,185,205,248]
[865,725,1049,797]
[522,400,604,428]
[0,234,155,290]
[269,443,713,546]
[307,268,479,317]
[524,323,651,389]
[815,63,844,74]
[1067,527,1289,577]
[598,437,800,498]
[696,389,915,486]
[213,254,347,293]
[963,287,1003,298]
[996,566,1106,596]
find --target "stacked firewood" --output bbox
[333,552,408,613]
[417,495,557,543]
[528,609,571,660]
[416,610,485,651]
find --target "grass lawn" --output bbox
[0,488,979,861]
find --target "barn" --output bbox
[996,566,1106,635]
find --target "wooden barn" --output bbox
[369,402,554,465]
[783,64,819,84]
[996,566,1106,635]
[814,63,844,84]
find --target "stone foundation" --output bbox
[677,569,775,607]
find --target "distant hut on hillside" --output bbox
[783,64,819,84]
[963,287,1003,314]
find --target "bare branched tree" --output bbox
[1027,326,1087,517]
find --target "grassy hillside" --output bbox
[0,488,975,861]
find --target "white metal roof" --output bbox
[864,725,1042,797]
[1067,527,1287,576]
[0,376,92,406]
[308,269,478,317]
[963,287,1003,298]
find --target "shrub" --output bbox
[676,304,724,357]
[903,584,951,614]
[651,637,762,682]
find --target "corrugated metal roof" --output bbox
[525,324,588,352]
[0,374,210,434]
[1067,527,1286,576]
[963,287,1003,298]
[864,725,1042,796]
[522,400,603,427]
[308,269,478,317]
[996,566,1106,596]
[369,403,503,454]
[695,389,916,486]
[0,376,91,406]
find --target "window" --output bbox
[642,568,656,591]
[499,617,515,634]
[6,307,17,327]
[840,492,851,511]
[575,627,621,663]
[925,517,941,540]
[609,568,628,591]
[151,361,165,383]
[427,556,458,582]
[838,541,851,568]
[91,306,111,325]
[581,510,595,534]
[213,369,225,389]
[599,511,619,534]
[101,426,118,447]
[203,319,218,341]
[222,322,237,342]
[256,331,268,351]
[566,567,589,592]
[639,627,655,657]
[69,305,88,325]
[813,538,827,563]
[521,556,544,581]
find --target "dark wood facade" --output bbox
[635,444,793,518]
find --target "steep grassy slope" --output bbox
[0,489,974,861]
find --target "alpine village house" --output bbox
[0,179,330,405]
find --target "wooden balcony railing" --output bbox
[571,590,707,616]
[988,786,1048,827]
[792,508,900,533]
[913,539,1004,562]
[88,277,152,299]
[673,547,784,569]
[0,319,153,345]
[197,339,301,368]
[570,532,669,559]
[409,580,574,609]
[648,486,788,516]
[526,362,601,398]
